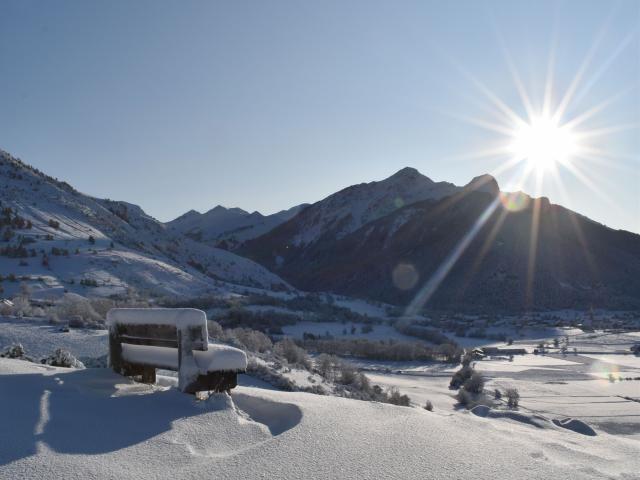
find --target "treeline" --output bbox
[217,308,299,334]
[299,337,462,363]
[160,291,378,325]
[394,322,453,345]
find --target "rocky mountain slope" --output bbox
[0,150,290,300]
[242,169,640,312]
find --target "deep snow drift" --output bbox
[1,358,639,479]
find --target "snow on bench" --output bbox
[106,308,247,393]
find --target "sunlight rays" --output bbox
[404,10,636,314]
[405,197,501,316]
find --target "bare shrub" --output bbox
[387,386,411,406]
[456,387,473,407]
[463,371,484,394]
[88,298,115,318]
[449,365,473,389]
[424,400,434,411]
[228,328,272,353]
[506,388,520,408]
[315,353,341,379]
[207,319,223,338]
[41,348,85,369]
[54,294,103,328]
[1,343,25,358]
[274,338,311,368]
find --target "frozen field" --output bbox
[360,330,640,440]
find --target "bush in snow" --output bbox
[315,353,341,380]
[9,296,32,317]
[463,371,485,394]
[424,400,434,411]
[54,294,103,328]
[207,319,223,339]
[386,386,411,407]
[41,348,85,369]
[227,328,272,353]
[505,388,520,408]
[88,297,115,319]
[449,365,473,389]
[0,343,32,360]
[274,338,311,369]
[455,388,473,407]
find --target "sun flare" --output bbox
[509,115,579,170]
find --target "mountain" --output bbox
[167,204,307,250]
[278,167,460,247]
[0,150,290,299]
[241,168,640,312]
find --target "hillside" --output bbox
[0,150,290,300]
[167,204,307,250]
[242,169,640,312]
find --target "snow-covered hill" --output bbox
[0,150,290,299]
[1,357,637,479]
[167,204,307,250]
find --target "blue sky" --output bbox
[1,1,638,232]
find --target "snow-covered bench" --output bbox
[106,308,247,393]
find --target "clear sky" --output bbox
[1,1,638,232]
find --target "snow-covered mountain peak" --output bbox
[167,203,305,250]
[286,167,461,246]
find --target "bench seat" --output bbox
[121,343,247,373]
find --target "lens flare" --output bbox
[589,360,621,385]
[499,191,531,212]
[392,263,419,290]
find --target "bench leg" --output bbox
[141,367,156,384]
[183,371,239,394]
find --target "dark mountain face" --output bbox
[242,174,640,312]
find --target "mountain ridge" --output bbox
[241,168,640,312]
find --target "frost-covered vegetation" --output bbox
[1,286,150,329]
[205,320,414,406]
[1,343,83,368]
[299,336,462,362]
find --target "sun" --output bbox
[508,115,579,170]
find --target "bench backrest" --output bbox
[107,308,209,351]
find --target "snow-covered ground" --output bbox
[2,357,639,479]
[2,315,640,478]
[0,317,107,359]
[359,331,640,441]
